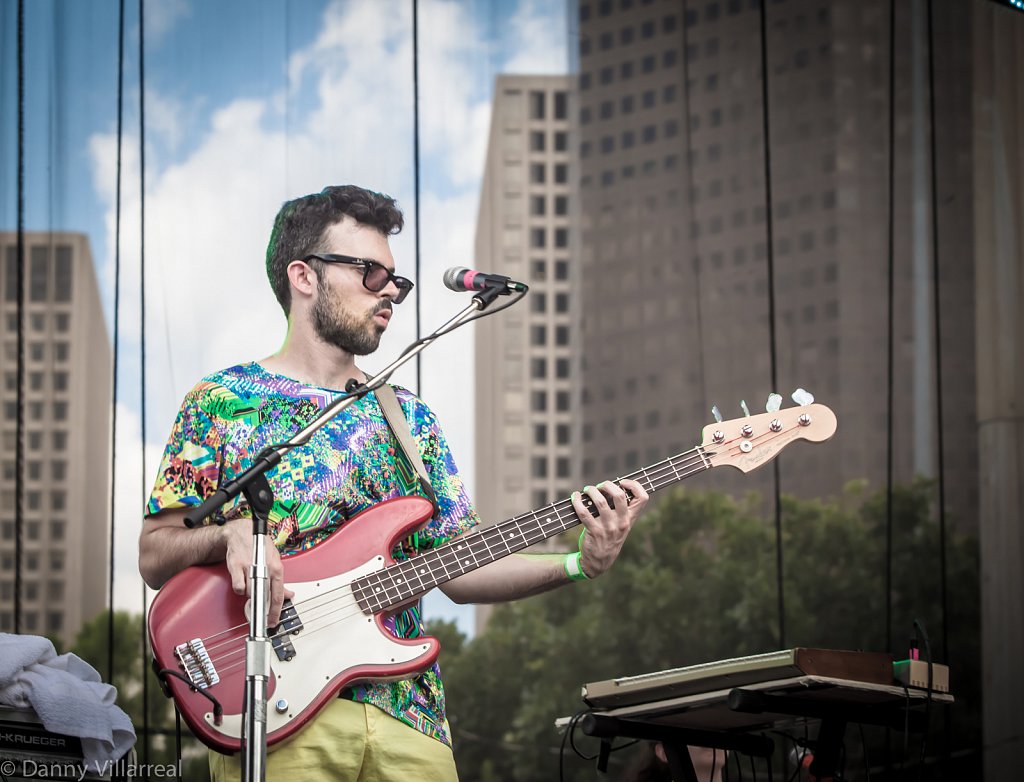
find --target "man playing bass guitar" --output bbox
[138,184,649,782]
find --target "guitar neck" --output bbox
[353,445,712,614]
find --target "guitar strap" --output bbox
[373,383,441,518]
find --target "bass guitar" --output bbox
[148,401,836,752]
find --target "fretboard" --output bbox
[352,445,712,614]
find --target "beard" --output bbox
[310,276,390,356]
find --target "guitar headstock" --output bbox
[701,403,837,473]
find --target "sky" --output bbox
[1,0,570,638]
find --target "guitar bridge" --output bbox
[270,599,304,662]
[174,638,219,689]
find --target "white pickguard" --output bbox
[202,555,432,741]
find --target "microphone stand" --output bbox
[181,284,514,782]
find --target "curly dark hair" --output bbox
[265,184,404,314]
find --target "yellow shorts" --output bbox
[208,699,459,782]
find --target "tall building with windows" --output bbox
[474,76,577,599]
[0,232,111,647]
[574,0,976,521]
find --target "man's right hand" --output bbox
[139,509,292,627]
[221,518,292,628]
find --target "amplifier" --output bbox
[0,705,118,781]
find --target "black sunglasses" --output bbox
[303,254,414,304]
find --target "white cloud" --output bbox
[501,0,570,74]
[89,0,567,639]
[144,0,192,45]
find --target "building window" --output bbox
[531,391,547,412]
[554,131,568,151]
[534,424,548,445]
[556,391,571,411]
[530,163,546,184]
[531,195,546,216]
[55,246,72,302]
[4,247,17,301]
[532,457,548,478]
[532,292,547,313]
[531,325,547,345]
[554,91,568,120]
[530,131,545,151]
[599,66,614,85]
[641,55,656,74]
[531,259,547,280]
[555,325,570,345]
[529,91,545,120]
[555,260,569,280]
[30,246,48,302]
[554,228,569,248]
[554,196,568,216]
[531,228,546,248]
[642,89,656,108]
[556,457,571,478]
[555,293,570,312]
[554,164,568,184]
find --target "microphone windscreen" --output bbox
[443,267,469,291]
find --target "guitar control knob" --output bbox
[798,413,812,427]
[275,699,289,714]
[741,424,753,438]
[712,430,725,443]
[770,419,782,432]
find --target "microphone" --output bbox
[443,266,527,293]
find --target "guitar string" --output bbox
[194,444,713,657]
[202,452,720,676]
[184,416,821,676]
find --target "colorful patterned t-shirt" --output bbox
[146,361,480,746]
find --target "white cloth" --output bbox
[0,633,136,769]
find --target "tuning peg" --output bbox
[740,400,750,417]
[766,393,782,412]
[711,404,723,423]
[792,388,814,406]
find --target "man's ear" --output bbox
[286,259,317,300]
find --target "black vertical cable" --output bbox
[138,0,149,767]
[923,0,948,669]
[884,0,897,658]
[924,0,952,764]
[412,0,422,395]
[757,0,784,649]
[14,0,25,637]
[108,0,125,685]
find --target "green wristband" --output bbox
[564,551,590,581]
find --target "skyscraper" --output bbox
[0,232,111,647]
[574,0,976,520]
[475,76,577,527]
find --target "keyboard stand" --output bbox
[560,676,952,779]
[577,713,774,782]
